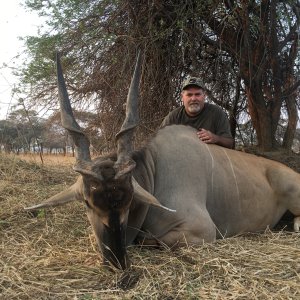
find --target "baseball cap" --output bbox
[182,77,205,90]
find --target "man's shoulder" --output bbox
[205,103,226,115]
[166,106,185,119]
[160,106,184,127]
[168,106,184,115]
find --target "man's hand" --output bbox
[197,129,217,144]
[197,128,234,149]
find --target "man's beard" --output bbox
[187,102,202,114]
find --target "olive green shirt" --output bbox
[161,103,232,138]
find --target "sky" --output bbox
[0,1,41,120]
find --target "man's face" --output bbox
[181,86,206,116]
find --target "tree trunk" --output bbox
[282,33,299,150]
[245,82,274,151]
[229,77,241,147]
[283,95,297,150]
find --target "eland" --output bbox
[26,51,300,270]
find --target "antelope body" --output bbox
[26,52,300,270]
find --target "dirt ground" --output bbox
[0,151,300,299]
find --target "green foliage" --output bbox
[0,120,18,152]
[36,209,46,218]
[16,0,300,151]
[0,109,44,153]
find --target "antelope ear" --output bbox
[24,178,83,211]
[132,177,176,212]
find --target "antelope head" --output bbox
[25,51,170,270]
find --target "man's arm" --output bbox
[197,129,234,149]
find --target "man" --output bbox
[161,77,234,149]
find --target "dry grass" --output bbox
[0,153,300,299]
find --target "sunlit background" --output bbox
[0,1,41,119]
